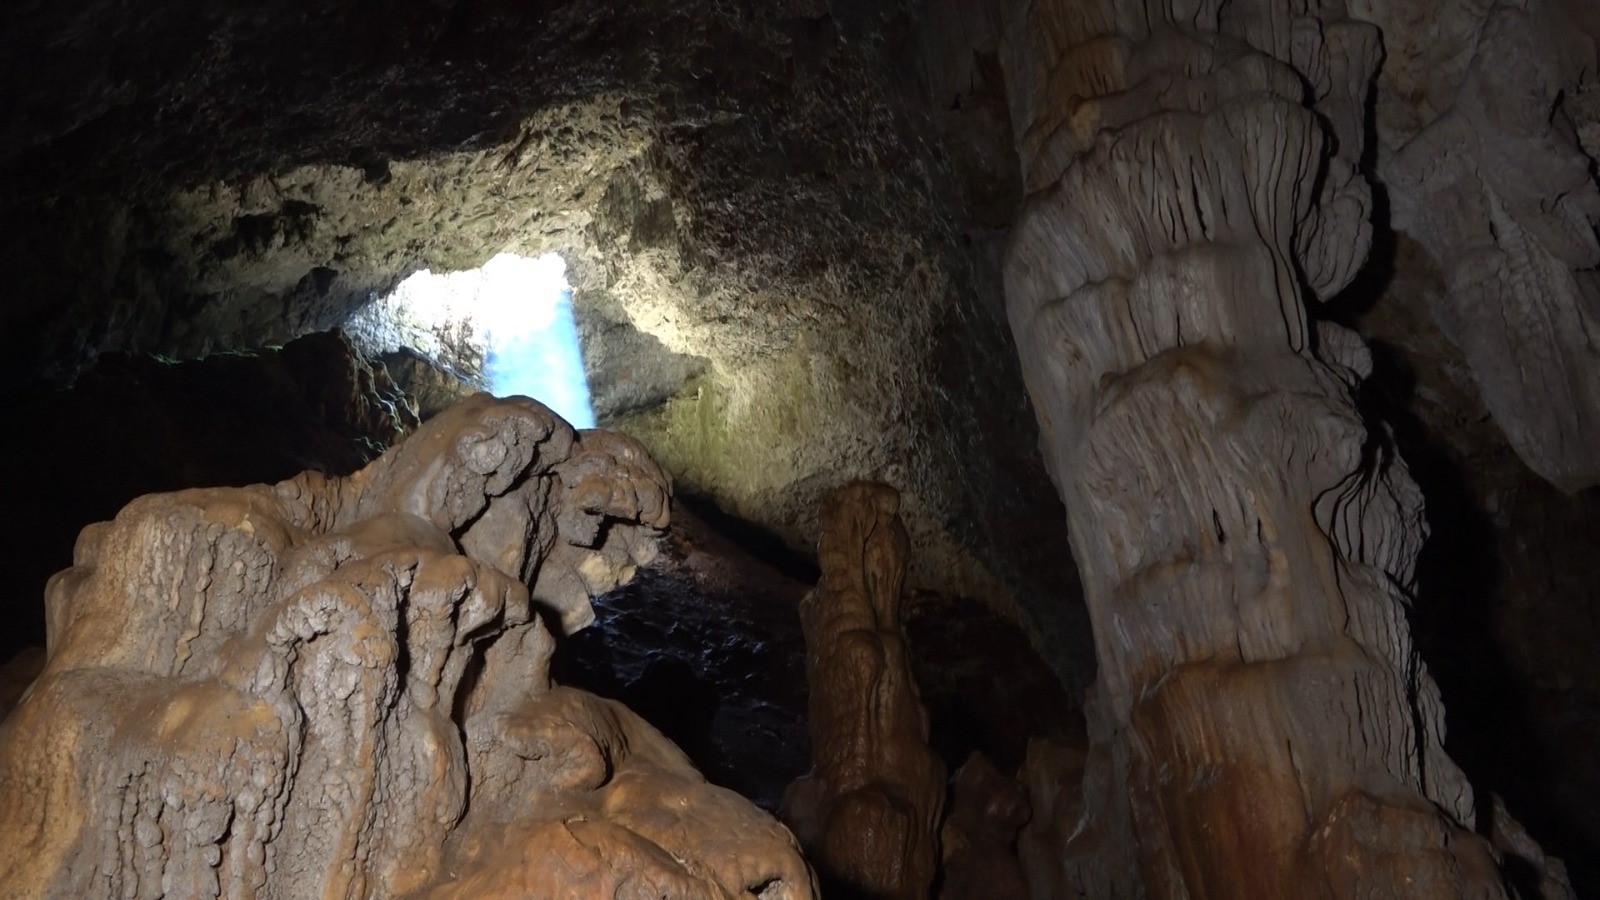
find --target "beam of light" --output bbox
[380,252,595,427]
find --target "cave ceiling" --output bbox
[0,0,1087,685]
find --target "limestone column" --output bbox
[998,2,1513,895]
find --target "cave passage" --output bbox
[379,251,596,426]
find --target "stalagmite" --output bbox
[783,481,946,899]
[937,752,1031,900]
[0,394,815,899]
[997,1,1562,895]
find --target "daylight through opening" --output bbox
[370,252,595,427]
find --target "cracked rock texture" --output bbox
[0,395,814,899]
[782,482,946,900]
[998,0,1563,895]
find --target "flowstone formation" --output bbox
[0,394,814,899]
[782,482,945,900]
[999,1,1570,896]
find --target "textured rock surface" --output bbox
[1377,1,1600,493]
[1351,235,1600,892]
[998,1,1547,895]
[0,329,415,662]
[1014,735,1093,900]
[4,0,1600,890]
[550,501,1079,817]
[937,753,1030,900]
[783,482,945,899]
[378,347,479,421]
[0,0,1084,674]
[0,395,814,898]
[0,650,44,721]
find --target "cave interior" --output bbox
[2,0,1600,898]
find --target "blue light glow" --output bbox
[472,253,595,428]
[369,252,596,427]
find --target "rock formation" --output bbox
[1014,736,1094,899]
[1381,0,1600,493]
[0,394,814,899]
[0,649,44,721]
[378,348,480,422]
[998,1,1561,895]
[3,0,1600,892]
[937,753,1030,900]
[0,329,418,663]
[0,0,1083,654]
[783,482,945,899]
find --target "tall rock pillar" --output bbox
[998,2,1514,895]
[784,482,946,899]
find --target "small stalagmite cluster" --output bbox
[0,394,814,899]
[937,753,1032,900]
[783,482,947,899]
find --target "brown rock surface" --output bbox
[1015,735,1096,900]
[0,329,417,662]
[782,482,945,899]
[379,348,479,421]
[0,394,813,899]
[937,753,1030,900]
[0,649,44,720]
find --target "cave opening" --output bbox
[351,250,597,426]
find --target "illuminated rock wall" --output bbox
[0,1,1081,674]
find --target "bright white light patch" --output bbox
[381,252,595,427]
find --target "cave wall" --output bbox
[0,331,415,662]
[1354,236,1600,890]
[5,0,1600,891]
[1375,0,1600,494]
[0,0,1086,682]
